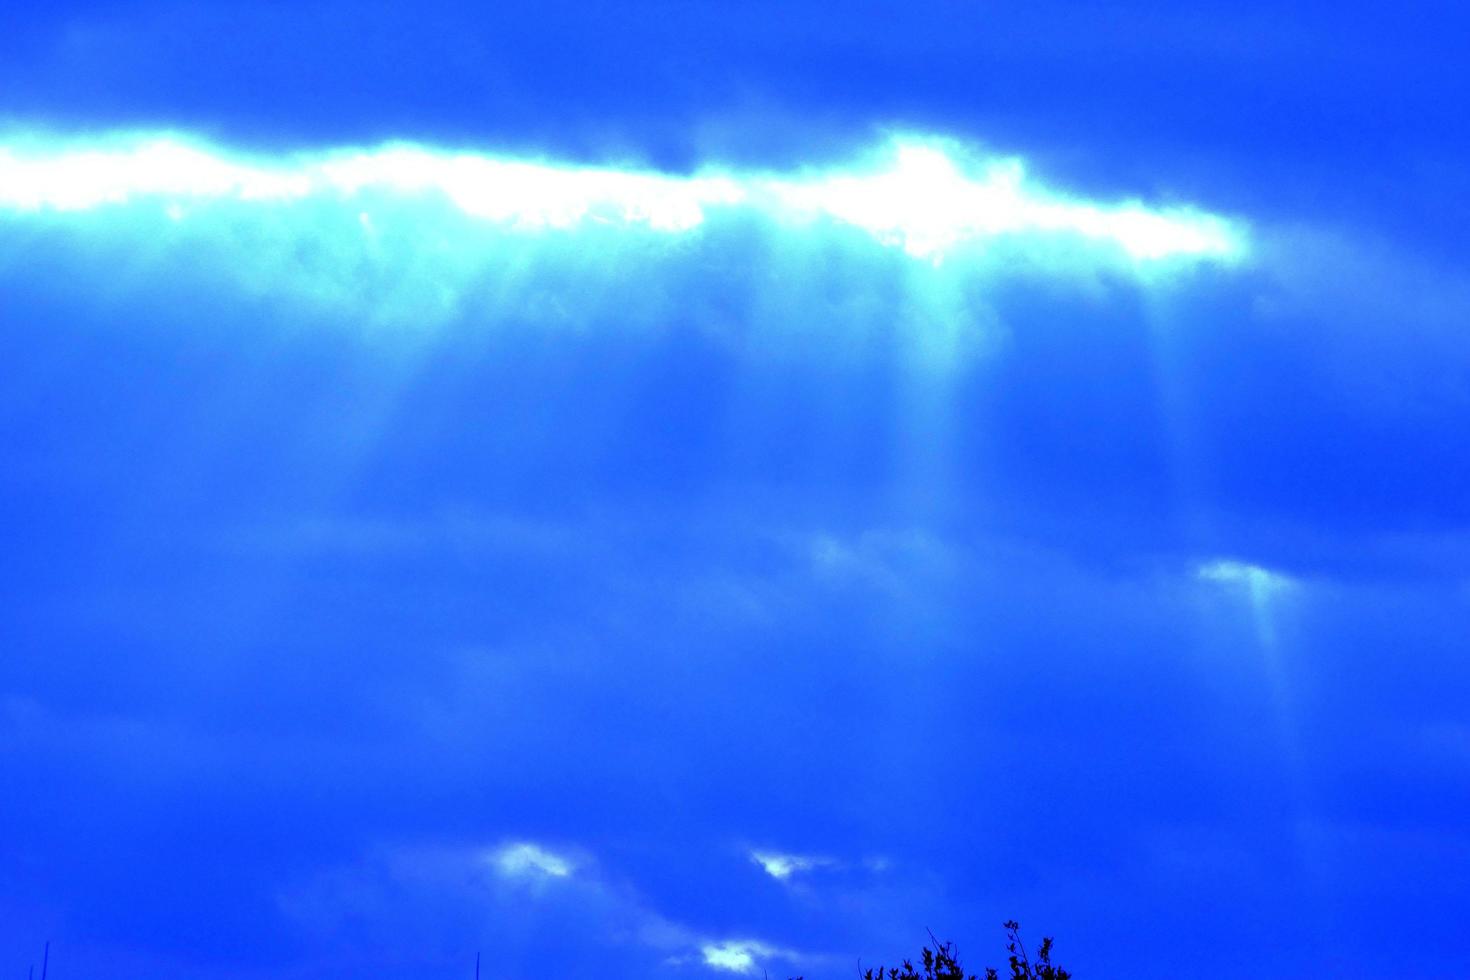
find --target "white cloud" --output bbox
[765,141,1240,261]
[488,841,575,880]
[700,940,793,975]
[0,131,1244,264]
[749,849,832,881]
[479,843,811,976]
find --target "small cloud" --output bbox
[750,849,831,881]
[1197,559,1292,593]
[701,940,782,975]
[488,841,574,880]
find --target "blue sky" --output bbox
[2,3,1469,977]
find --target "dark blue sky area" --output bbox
[2,3,1469,979]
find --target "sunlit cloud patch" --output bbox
[0,130,1243,256]
[1198,559,1294,596]
[699,939,796,975]
[768,144,1240,261]
[488,841,576,880]
[749,849,833,880]
[0,129,1248,333]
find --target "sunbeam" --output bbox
[5,2,1469,976]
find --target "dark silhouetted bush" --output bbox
[796,921,1071,980]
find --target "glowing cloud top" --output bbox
[0,132,1245,263]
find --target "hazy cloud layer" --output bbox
[3,2,1470,979]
